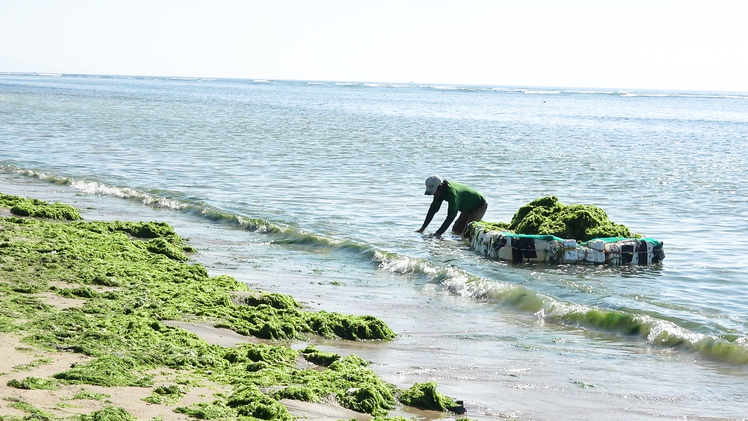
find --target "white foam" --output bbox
[564,90,615,95]
[521,90,561,95]
[373,251,421,274]
[69,180,186,210]
[646,317,705,345]
[620,92,747,99]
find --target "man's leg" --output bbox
[453,202,488,236]
[452,212,469,234]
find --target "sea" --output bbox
[1,73,747,420]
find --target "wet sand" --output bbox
[0,195,455,421]
[0,308,230,421]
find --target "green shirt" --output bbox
[422,181,485,235]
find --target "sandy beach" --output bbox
[0,193,461,421]
[0,333,234,421]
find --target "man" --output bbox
[416,175,488,238]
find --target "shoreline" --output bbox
[0,192,464,421]
[3,178,748,421]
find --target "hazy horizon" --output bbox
[3,1,747,93]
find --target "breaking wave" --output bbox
[3,163,747,365]
[372,249,748,365]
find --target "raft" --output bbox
[467,226,665,266]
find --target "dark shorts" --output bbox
[452,201,488,235]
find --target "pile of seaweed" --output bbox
[472,196,636,242]
[0,193,81,220]
[0,192,463,421]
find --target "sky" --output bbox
[2,0,747,92]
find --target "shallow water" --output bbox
[1,74,747,419]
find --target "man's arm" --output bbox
[417,199,442,232]
[434,202,458,237]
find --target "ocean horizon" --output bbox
[4,70,748,97]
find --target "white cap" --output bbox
[424,175,443,195]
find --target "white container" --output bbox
[562,249,578,263]
[604,242,621,253]
[475,233,488,256]
[591,249,606,263]
[498,243,514,261]
[547,239,562,262]
[588,239,605,251]
[582,247,591,263]
[629,249,639,265]
[487,236,500,259]
[563,239,578,249]
[605,242,622,265]
[581,248,605,263]
[615,240,636,265]
[637,241,654,265]
[532,240,549,262]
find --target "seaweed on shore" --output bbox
[397,381,456,412]
[469,196,636,242]
[53,356,154,388]
[4,398,57,420]
[0,192,455,420]
[6,376,60,390]
[0,193,81,220]
[142,384,185,405]
[72,389,111,401]
[300,345,341,366]
[77,406,138,421]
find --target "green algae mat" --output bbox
[0,193,81,221]
[0,193,459,421]
[469,195,636,242]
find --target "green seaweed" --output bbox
[5,399,55,420]
[372,418,411,421]
[469,196,636,242]
[53,355,153,387]
[13,357,53,371]
[57,286,102,299]
[173,401,238,420]
[300,345,341,366]
[219,293,395,341]
[226,386,293,420]
[142,384,185,405]
[77,406,138,421]
[0,193,81,221]
[397,381,456,411]
[0,191,423,419]
[145,237,188,261]
[238,292,300,310]
[471,221,511,233]
[72,388,112,401]
[290,355,396,416]
[6,376,59,390]
[225,343,298,367]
